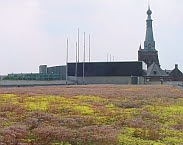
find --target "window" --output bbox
[153,70,157,75]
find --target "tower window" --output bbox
[153,70,157,75]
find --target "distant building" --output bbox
[146,62,169,82]
[4,73,62,81]
[169,64,183,81]
[67,61,147,84]
[39,65,47,74]
[39,65,66,80]
[3,65,66,81]
[138,7,160,68]
[137,6,178,83]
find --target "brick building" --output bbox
[169,64,183,81]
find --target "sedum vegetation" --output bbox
[0,85,183,145]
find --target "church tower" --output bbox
[138,6,160,68]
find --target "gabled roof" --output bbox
[147,62,169,77]
[164,70,172,74]
[169,65,183,77]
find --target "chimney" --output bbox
[175,64,178,69]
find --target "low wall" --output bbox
[0,80,75,87]
[68,76,145,84]
[146,81,183,86]
[165,81,183,86]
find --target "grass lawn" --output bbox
[0,85,183,145]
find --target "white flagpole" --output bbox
[66,38,69,85]
[78,28,80,62]
[75,42,78,84]
[83,32,85,85]
[89,34,91,62]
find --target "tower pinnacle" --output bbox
[144,6,155,50]
[139,44,142,50]
[147,7,152,16]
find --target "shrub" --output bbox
[33,125,73,144]
[112,100,147,108]
[2,125,27,144]
[28,110,61,124]
[75,125,119,145]
[172,123,183,130]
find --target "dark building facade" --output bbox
[169,64,183,81]
[68,61,146,77]
[67,61,147,84]
[138,7,160,68]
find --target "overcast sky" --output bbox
[0,0,182,74]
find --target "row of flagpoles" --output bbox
[66,28,91,85]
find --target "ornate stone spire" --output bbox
[144,6,156,50]
[138,6,160,68]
